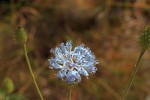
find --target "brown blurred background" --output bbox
[0,0,150,100]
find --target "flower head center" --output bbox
[68,66,72,69]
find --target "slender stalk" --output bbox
[122,49,145,100]
[24,44,44,100]
[67,85,72,100]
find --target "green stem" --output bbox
[24,44,44,100]
[122,49,145,100]
[67,85,72,100]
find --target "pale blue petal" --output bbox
[57,70,67,78]
[79,68,89,76]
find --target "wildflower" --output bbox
[48,41,99,84]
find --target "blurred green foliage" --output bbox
[1,78,14,94]
[0,78,27,100]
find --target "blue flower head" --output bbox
[48,41,99,84]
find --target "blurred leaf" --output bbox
[1,78,14,94]
[9,94,27,100]
[0,90,5,99]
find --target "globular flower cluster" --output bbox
[48,41,99,84]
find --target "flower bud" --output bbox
[15,26,27,45]
[139,26,150,50]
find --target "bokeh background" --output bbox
[0,0,150,100]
